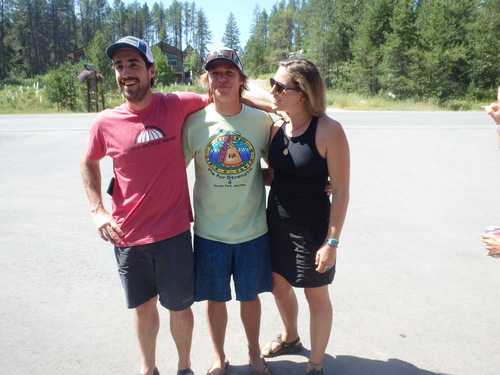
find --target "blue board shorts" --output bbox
[114,230,194,311]
[194,233,273,302]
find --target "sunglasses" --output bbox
[206,48,243,71]
[270,77,300,94]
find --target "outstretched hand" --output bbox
[482,86,500,125]
[481,233,500,258]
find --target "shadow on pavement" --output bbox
[327,355,450,375]
[225,350,451,375]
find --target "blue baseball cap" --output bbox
[106,36,154,64]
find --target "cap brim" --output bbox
[205,57,242,72]
[106,43,150,63]
[107,43,128,60]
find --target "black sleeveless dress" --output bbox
[267,117,335,287]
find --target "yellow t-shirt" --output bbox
[182,103,272,243]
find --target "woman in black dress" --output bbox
[261,59,350,375]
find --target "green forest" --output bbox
[1,0,500,110]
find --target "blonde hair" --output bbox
[279,59,326,117]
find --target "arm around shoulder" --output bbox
[241,94,274,113]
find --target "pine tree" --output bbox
[183,1,197,49]
[349,0,394,95]
[242,6,269,77]
[110,0,128,41]
[47,0,79,68]
[222,12,240,51]
[151,2,166,44]
[0,0,9,78]
[1,0,498,105]
[266,1,295,71]
[167,0,183,49]
[300,0,333,76]
[378,0,418,99]
[10,0,50,77]
[193,7,211,59]
[467,0,500,99]
[413,0,476,101]
[328,0,364,90]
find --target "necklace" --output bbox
[283,117,312,155]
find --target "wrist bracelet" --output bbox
[325,238,339,247]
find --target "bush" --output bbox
[43,61,82,111]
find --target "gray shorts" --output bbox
[114,230,194,311]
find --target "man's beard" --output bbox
[120,80,150,103]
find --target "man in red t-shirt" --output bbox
[80,36,210,375]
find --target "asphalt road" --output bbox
[1,109,499,375]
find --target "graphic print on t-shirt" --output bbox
[123,126,177,153]
[205,130,255,175]
[136,126,165,143]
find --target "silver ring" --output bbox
[325,265,330,271]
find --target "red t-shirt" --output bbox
[86,92,210,246]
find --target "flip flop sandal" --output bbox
[262,333,302,358]
[177,368,194,375]
[306,360,324,375]
[140,367,160,375]
[249,358,272,375]
[206,361,229,375]
[306,370,324,375]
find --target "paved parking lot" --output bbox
[1,110,499,375]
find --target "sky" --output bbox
[139,0,276,51]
